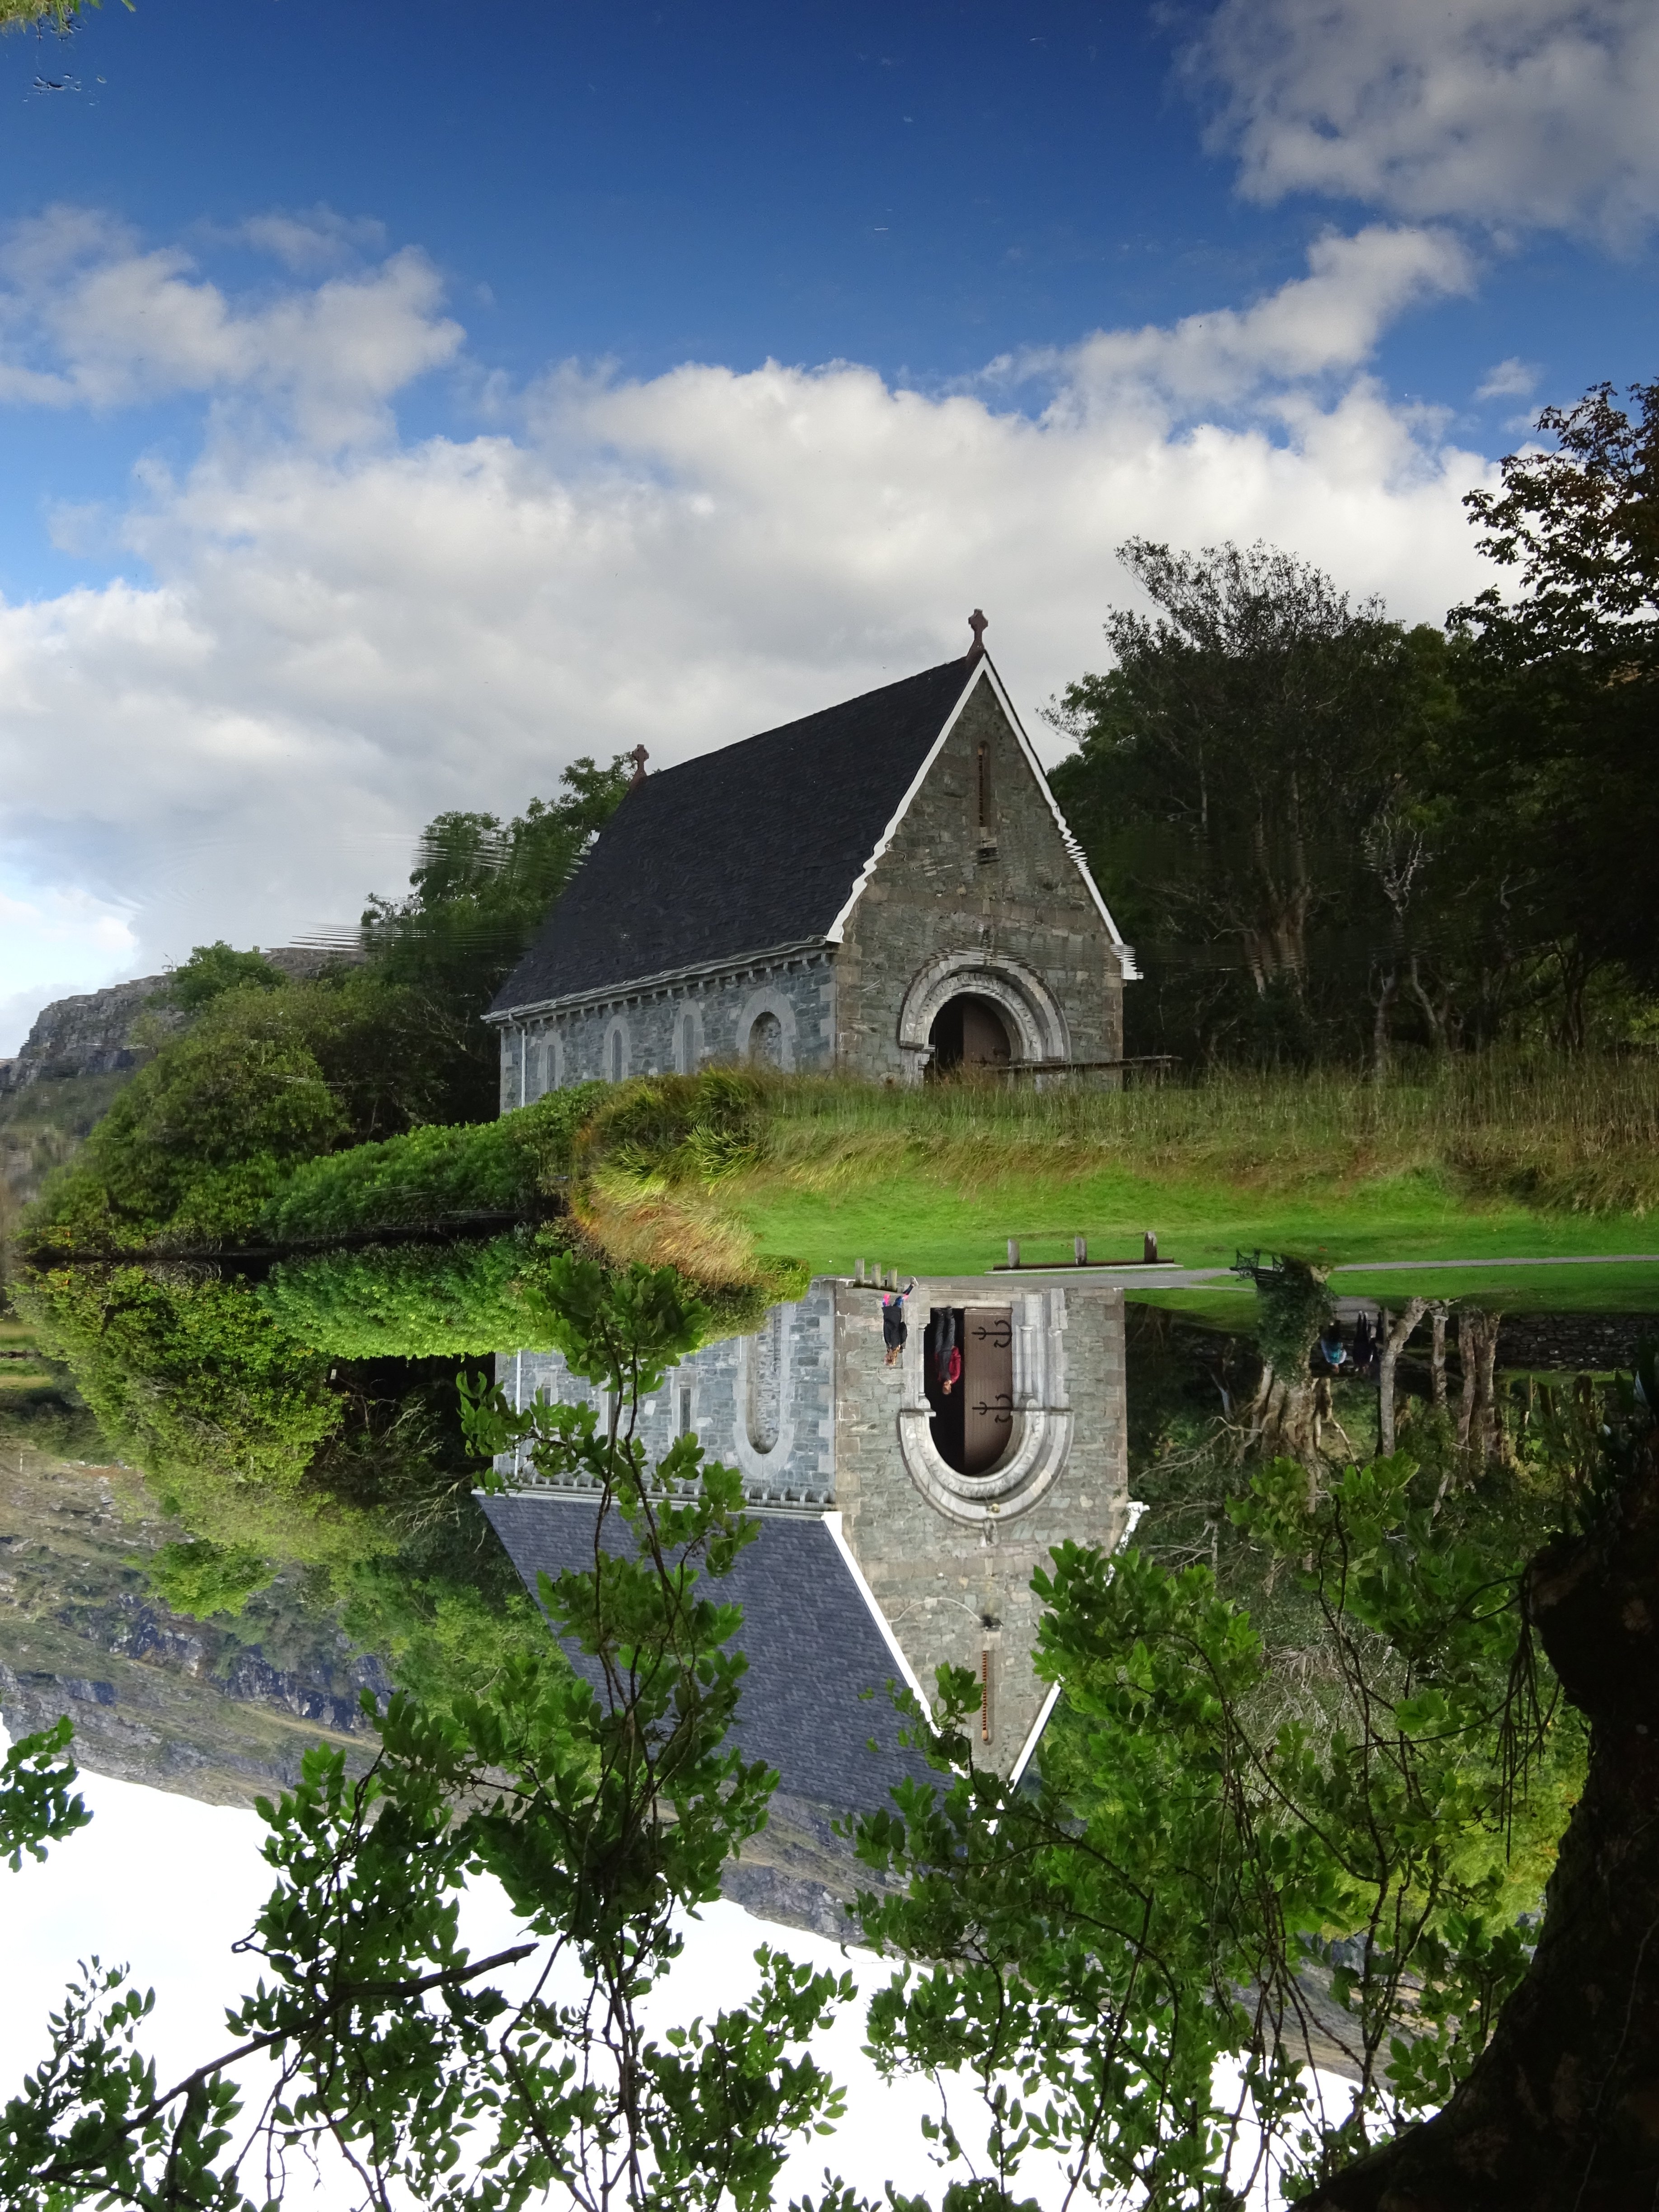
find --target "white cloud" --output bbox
[1190,0,1659,243]
[0,208,462,444]
[1031,225,1473,410]
[235,205,389,274]
[1475,356,1540,401]
[0,216,1503,1051]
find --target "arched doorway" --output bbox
[927,992,1012,1076]
[923,1305,1014,1476]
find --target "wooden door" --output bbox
[962,1307,1013,1474]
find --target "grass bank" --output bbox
[679,1056,1659,1309]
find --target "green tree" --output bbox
[1047,540,1452,1067]
[361,758,633,1119]
[1449,378,1659,1045]
[161,943,287,1014]
[1,1258,856,2212]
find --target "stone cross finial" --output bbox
[966,608,988,664]
[628,744,650,787]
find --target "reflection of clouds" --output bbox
[0,212,1500,1020]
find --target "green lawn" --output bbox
[733,1157,1659,1311]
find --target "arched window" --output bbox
[748,1009,783,1068]
[610,1029,623,1083]
[682,1011,696,1073]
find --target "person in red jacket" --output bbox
[932,1308,961,1395]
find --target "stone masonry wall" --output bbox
[496,950,836,1107]
[833,679,1125,1083]
[832,1278,1129,1776]
[501,1281,836,1508]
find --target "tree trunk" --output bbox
[1407,955,1448,1057]
[1429,1305,1448,1411]
[1372,970,1397,1083]
[1455,1308,1502,1467]
[1305,1417,1659,2209]
[1378,1298,1427,1456]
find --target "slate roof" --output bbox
[478,1493,933,1815]
[492,658,975,1014]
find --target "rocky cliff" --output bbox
[0,976,182,1096]
[0,1445,384,1807]
[0,948,355,1097]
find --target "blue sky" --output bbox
[0,0,1656,1049]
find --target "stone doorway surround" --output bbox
[896,948,1070,1083]
[896,1285,1074,1525]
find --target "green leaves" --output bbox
[1,1254,850,2211]
[847,1442,1584,2208]
[0,1720,89,1871]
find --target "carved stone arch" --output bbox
[732,1305,797,1485]
[896,950,1069,1081]
[736,984,798,1072]
[895,1287,1074,1525]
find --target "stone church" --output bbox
[482,1274,1130,1930]
[482,626,1136,1928]
[487,621,1137,1098]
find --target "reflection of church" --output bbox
[483,1275,1129,1928]
[486,618,1137,1095]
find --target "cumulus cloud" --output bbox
[0,216,1502,1048]
[0,207,462,443]
[1190,0,1659,243]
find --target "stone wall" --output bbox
[832,1277,1129,1776]
[503,1279,837,1507]
[833,680,1126,1083]
[497,949,837,1107]
[1495,1312,1656,1372]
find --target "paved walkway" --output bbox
[960,1252,1659,1293]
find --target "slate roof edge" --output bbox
[822,659,984,946]
[487,934,836,1026]
[475,1486,834,1521]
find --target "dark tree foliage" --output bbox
[1448,379,1659,1040]
[1050,430,1659,1062]
[160,943,287,1012]
[360,757,633,1120]
[1047,540,1458,1068]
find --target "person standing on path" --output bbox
[882,1279,917,1367]
[932,1307,961,1395]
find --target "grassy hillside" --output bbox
[611,1057,1659,1312]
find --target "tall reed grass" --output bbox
[753,1053,1659,1214]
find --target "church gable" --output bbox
[832,659,1131,1080]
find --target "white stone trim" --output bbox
[825,662,984,946]
[822,1512,928,1701]
[973,656,1140,979]
[736,984,797,1071]
[819,652,1138,980]
[1009,1681,1062,1789]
